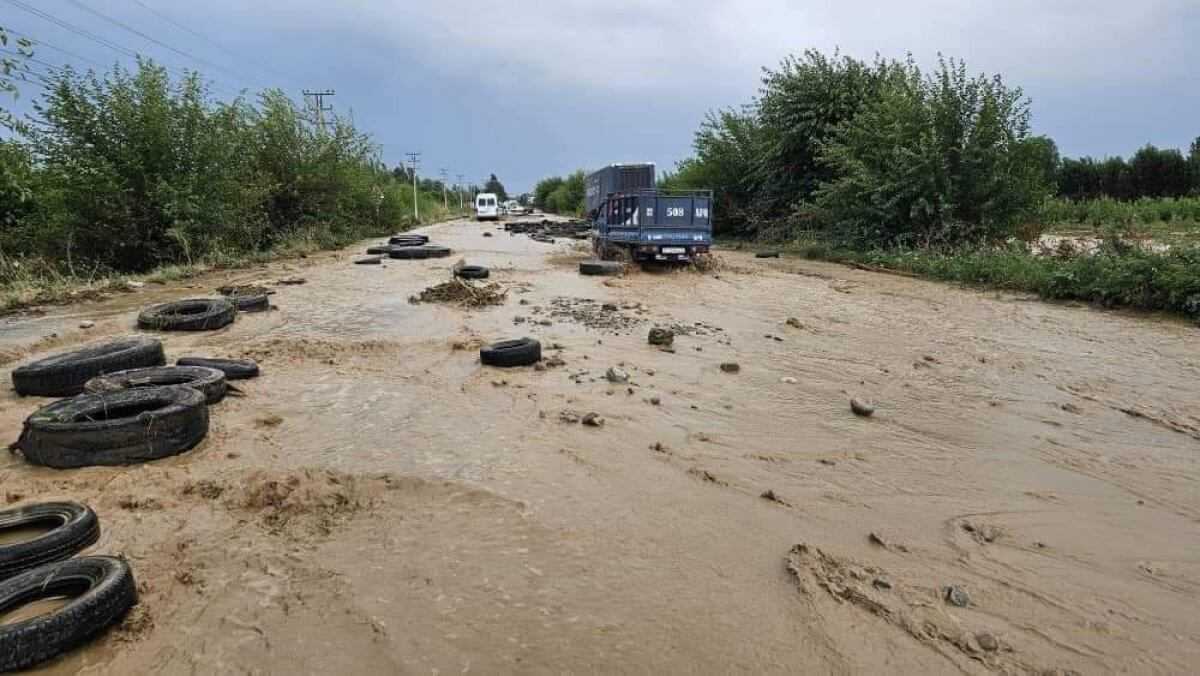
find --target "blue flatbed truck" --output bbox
[586,163,713,263]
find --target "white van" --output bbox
[475,193,500,221]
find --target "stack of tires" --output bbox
[0,501,138,671]
[363,232,453,261]
[10,337,259,469]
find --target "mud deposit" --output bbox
[1,216,1198,673]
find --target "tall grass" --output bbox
[1039,197,1200,232]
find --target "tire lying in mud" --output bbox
[422,245,452,258]
[0,502,100,581]
[17,385,209,469]
[84,365,227,405]
[137,298,236,331]
[755,251,781,259]
[175,357,260,380]
[480,338,541,367]
[389,247,431,260]
[0,556,137,673]
[388,233,429,246]
[355,255,383,265]
[579,260,623,276]
[454,265,490,280]
[365,245,392,255]
[11,337,166,398]
[224,292,269,312]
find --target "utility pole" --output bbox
[456,173,465,210]
[302,89,335,134]
[439,169,449,210]
[406,152,421,221]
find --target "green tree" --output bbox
[1190,137,1200,194]
[533,175,564,209]
[1,26,33,131]
[1129,144,1191,198]
[483,173,507,201]
[813,56,1049,247]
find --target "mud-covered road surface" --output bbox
[2,217,1198,674]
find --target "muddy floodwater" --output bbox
[2,217,1198,674]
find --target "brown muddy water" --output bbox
[1,217,1198,674]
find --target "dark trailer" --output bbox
[586,164,713,263]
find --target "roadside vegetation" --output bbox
[532,171,585,215]
[663,49,1200,319]
[0,46,461,313]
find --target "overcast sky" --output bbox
[5,0,1198,192]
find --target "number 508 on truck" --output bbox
[585,163,713,264]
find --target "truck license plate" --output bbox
[662,247,686,254]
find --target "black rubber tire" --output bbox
[389,247,430,260]
[84,365,227,405]
[422,245,452,258]
[137,298,236,332]
[228,292,269,312]
[365,245,391,255]
[17,385,210,469]
[579,260,623,276]
[11,337,165,398]
[0,556,137,672]
[389,233,429,245]
[455,265,490,280]
[355,256,383,265]
[480,338,541,367]
[175,357,260,380]
[755,251,781,259]
[0,503,99,581]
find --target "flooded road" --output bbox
[2,217,1198,674]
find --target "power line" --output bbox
[2,2,243,99]
[126,0,293,86]
[5,27,109,70]
[60,0,257,90]
[302,89,335,134]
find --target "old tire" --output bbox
[579,260,623,276]
[17,386,209,469]
[480,338,541,367]
[755,251,781,259]
[0,502,100,581]
[228,292,269,312]
[11,337,166,398]
[422,245,452,258]
[455,265,490,280]
[137,298,236,332]
[365,245,391,255]
[175,357,260,380]
[355,256,383,265]
[389,247,430,260]
[389,233,429,245]
[84,366,227,405]
[0,556,137,673]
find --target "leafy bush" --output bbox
[0,59,452,278]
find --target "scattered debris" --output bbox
[79,320,95,329]
[944,585,971,607]
[850,398,875,417]
[649,396,661,406]
[277,277,306,286]
[409,278,507,308]
[760,489,791,506]
[785,317,803,328]
[581,412,605,427]
[975,632,1000,652]
[962,521,1003,544]
[605,367,629,384]
[1060,402,1082,414]
[872,577,893,591]
[648,327,675,346]
[781,376,798,384]
[719,362,740,373]
[688,468,725,485]
[559,411,581,424]
[547,297,643,332]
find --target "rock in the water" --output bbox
[601,302,618,312]
[582,412,605,427]
[78,320,95,329]
[649,396,661,406]
[786,317,802,328]
[559,411,581,424]
[648,327,675,346]
[872,577,893,591]
[781,376,798,384]
[944,586,971,607]
[719,362,740,373]
[975,632,999,652]
[605,367,629,384]
[850,398,875,417]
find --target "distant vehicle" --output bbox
[586,163,713,263]
[504,200,527,215]
[475,193,500,221]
